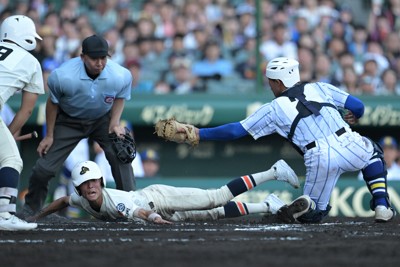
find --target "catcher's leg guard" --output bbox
[361,140,390,210]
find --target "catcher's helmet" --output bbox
[265,57,300,88]
[71,161,106,195]
[0,15,42,51]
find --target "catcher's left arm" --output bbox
[154,118,199,146]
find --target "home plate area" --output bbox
[1,215,399,267]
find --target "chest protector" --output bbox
[277,83,337,155]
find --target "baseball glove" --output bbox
[154,118,199,146]
[109,127,137,164]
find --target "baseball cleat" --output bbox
[273,159,300,188]
[264,193,285,214]
[277,195,312,223]
[0,214,37,231]
[374,205,394,222]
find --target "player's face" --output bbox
[268,79,281,97]
[79,178,103,202]
[81,55,107,76]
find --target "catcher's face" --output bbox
[268,78,285,97]
[79,178,103,203]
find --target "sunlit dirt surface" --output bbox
[1,215,399,267]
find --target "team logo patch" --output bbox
[104,95,115,104]
[116,203,125,212]
[80,166,89,175]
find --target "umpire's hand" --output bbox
[37,136,53,157]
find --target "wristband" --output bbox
[148,213,161,222]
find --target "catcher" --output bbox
[27,160,309,224]
[154,57,395,224]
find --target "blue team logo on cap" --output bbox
[104,95,115,104]
[116,203,125,212]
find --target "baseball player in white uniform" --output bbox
[0,15,45,231]
[28,159,306,224]
[185,57,395,223]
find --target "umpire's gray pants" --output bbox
[25,112,135,212]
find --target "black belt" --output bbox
[305,127,346,150]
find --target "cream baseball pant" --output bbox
[139,184,233,222]
[0,118,23,213]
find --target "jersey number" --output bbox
[0,46,13,61]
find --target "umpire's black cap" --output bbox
[82,35,110,58]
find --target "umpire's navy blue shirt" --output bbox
[48,57,132,120]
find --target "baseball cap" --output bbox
[378,136,398,148]
[81,35,110,58]
[140,149,160,162]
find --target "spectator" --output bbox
[167,58,201,94]
[339,66,361,95]
[127,59,154,93]
[359,74,378,95]
[359,57,381,94]
[382,31,400,69]
[140,149,161,177]
[314,53,338,85]
[192,40,233,79]
[235,2,256,40]
[377,68,400,95]
[297,47,315,82]
[260,23,298,61]
[359,136,400,181]
[153,79,171,94]
[234,37,257,80]
[347,24,369,72]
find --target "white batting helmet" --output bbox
[0,15,42,51]
[71,161,106,194]
[265,57,300,88]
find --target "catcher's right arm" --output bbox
[154,118,199,146]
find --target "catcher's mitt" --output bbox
[109,127,137,164]
[154,118,199,146]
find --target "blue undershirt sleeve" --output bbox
[199,122,248,141]
[344,95,364,119]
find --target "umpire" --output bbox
[24,35,135,212]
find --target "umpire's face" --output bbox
[81,54,107,76]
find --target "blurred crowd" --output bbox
[1,0,400,95]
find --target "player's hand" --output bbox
[153,216,172,224]
[37,136,54,157]
[344,110,358,125]
[25,215,37,222]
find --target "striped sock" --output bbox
[367,177,389,207]
[223,201,269,218]
[226,169,275,197]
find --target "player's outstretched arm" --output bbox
[26,196,70,222]
[134,208,172,224]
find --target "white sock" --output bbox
[243,202,269,214]
[0,196,12,219]
[251,169,275,185]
